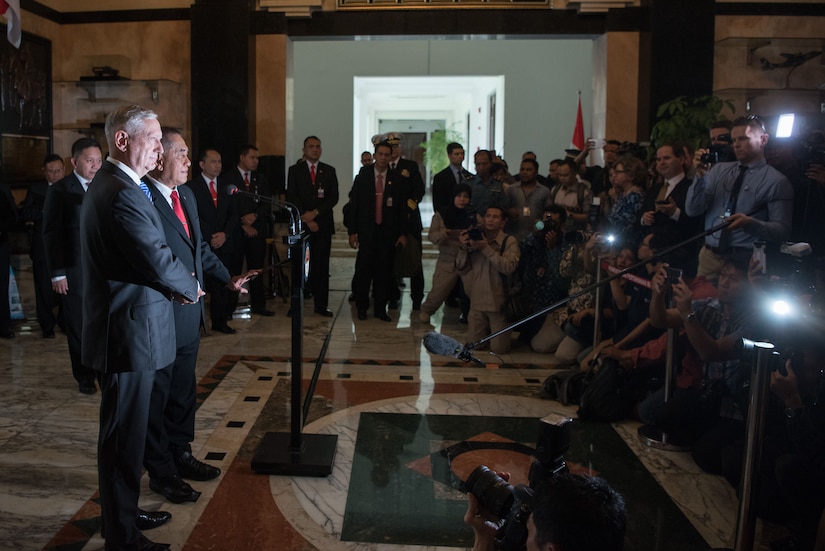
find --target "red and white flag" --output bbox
[0,0,21,49]
[570,92,585,151]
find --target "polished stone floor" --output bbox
[0,252,779,551]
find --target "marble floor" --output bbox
[0,254,779,551]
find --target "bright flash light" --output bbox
[606,234,615,243]
[770,299,793,317]
[776,114,795,139]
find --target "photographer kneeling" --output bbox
[464,472,627,551]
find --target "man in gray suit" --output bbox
[81,105,202,551]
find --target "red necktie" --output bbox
[310,164,316,185]
[375,173,384,225]
[171,189,191,238]
[209,180,217,207]
[244,172,250,190]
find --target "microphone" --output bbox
[226,185,303,239]
[423,332,484,366]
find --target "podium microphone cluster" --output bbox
[423,332,484,366]
[225,184,302,238]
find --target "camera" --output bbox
[700,144,736,166]
[563,229,587,245]
[462,414,572,551]
[468,227,484,241]
[666,266,683,286]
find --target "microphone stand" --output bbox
[248,190,338,476]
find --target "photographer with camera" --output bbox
[686,115,794,283]
[420,183,475,324]
[464,471,627,551]
[456,205,520,354]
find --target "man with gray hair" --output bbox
[81,105,202,551]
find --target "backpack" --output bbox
[576,358,639,422]
[540,368,592,406]
[499,234,527,322]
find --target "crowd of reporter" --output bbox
[422,119,825,551]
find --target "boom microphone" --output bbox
[423,332,483,366]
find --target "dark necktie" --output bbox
[717,165,748,251]
[171,189,191,239]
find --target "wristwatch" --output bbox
[682,311,696,323]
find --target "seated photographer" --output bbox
[515,205,571,342]
[464,472,627,551]
[642,253,759,472]
[420,183,475,323]
[457,205,521,354]
[529,232,599,363]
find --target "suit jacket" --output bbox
[222,167,272,236]
[348,165,412,245]
[80,161,199,373]
[43,173,85,284]
[286,160,340,235]
[392,157,425,236]
[432,165,473,216]
[184,174,239,259]
[147,178,231,346]
[642,176,702,237]
[19,181,49,257]
[0,183,17,241]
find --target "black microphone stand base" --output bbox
[251,432,338,476]
[637,424,693,452]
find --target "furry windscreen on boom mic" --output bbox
[423,332,483,365]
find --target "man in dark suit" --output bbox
[286,135,339,316]
[386,131,426,310]
[348,140,412,322]
[641,143,703,246]
[431,142,473,216]
[81,105,202,551]
[20,153,65,338]
[143,128,251,505]
[184,148,240,333]
[42,138,102,394]
[222,144,274,317]
[0,180,17,339]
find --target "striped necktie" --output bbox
[139,181,153,201]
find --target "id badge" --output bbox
[317,186,325,199]
[522,206,531,217]
[387,197,393,207]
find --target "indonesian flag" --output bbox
[571,92,585,151]
[0,0,21,49]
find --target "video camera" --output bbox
[462,413,572,551]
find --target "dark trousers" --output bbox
[98,370,155,545]
[308,230,332,311]
[144,336,199,479]
[31,247,58,332]
[354,226,394,314]
[235,233,266,311]
[61,287,95,384]
[390,233,424,305]
[207,250,236,327]
[0,239,10,333]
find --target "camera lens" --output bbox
[465,465,515,519]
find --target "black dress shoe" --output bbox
[135,509,172,530]
[79,380,97,395]
[211,324,236,334]
[315,308,333,317]
[0,329,14,339]
[105,534,170,551]
[375,312,392,322]
[348,293,355,302]
[251,308,275,317]
[42,329,55,338]
[357,310,367,321]
[175,451,221,481]
[148,474,200,503]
